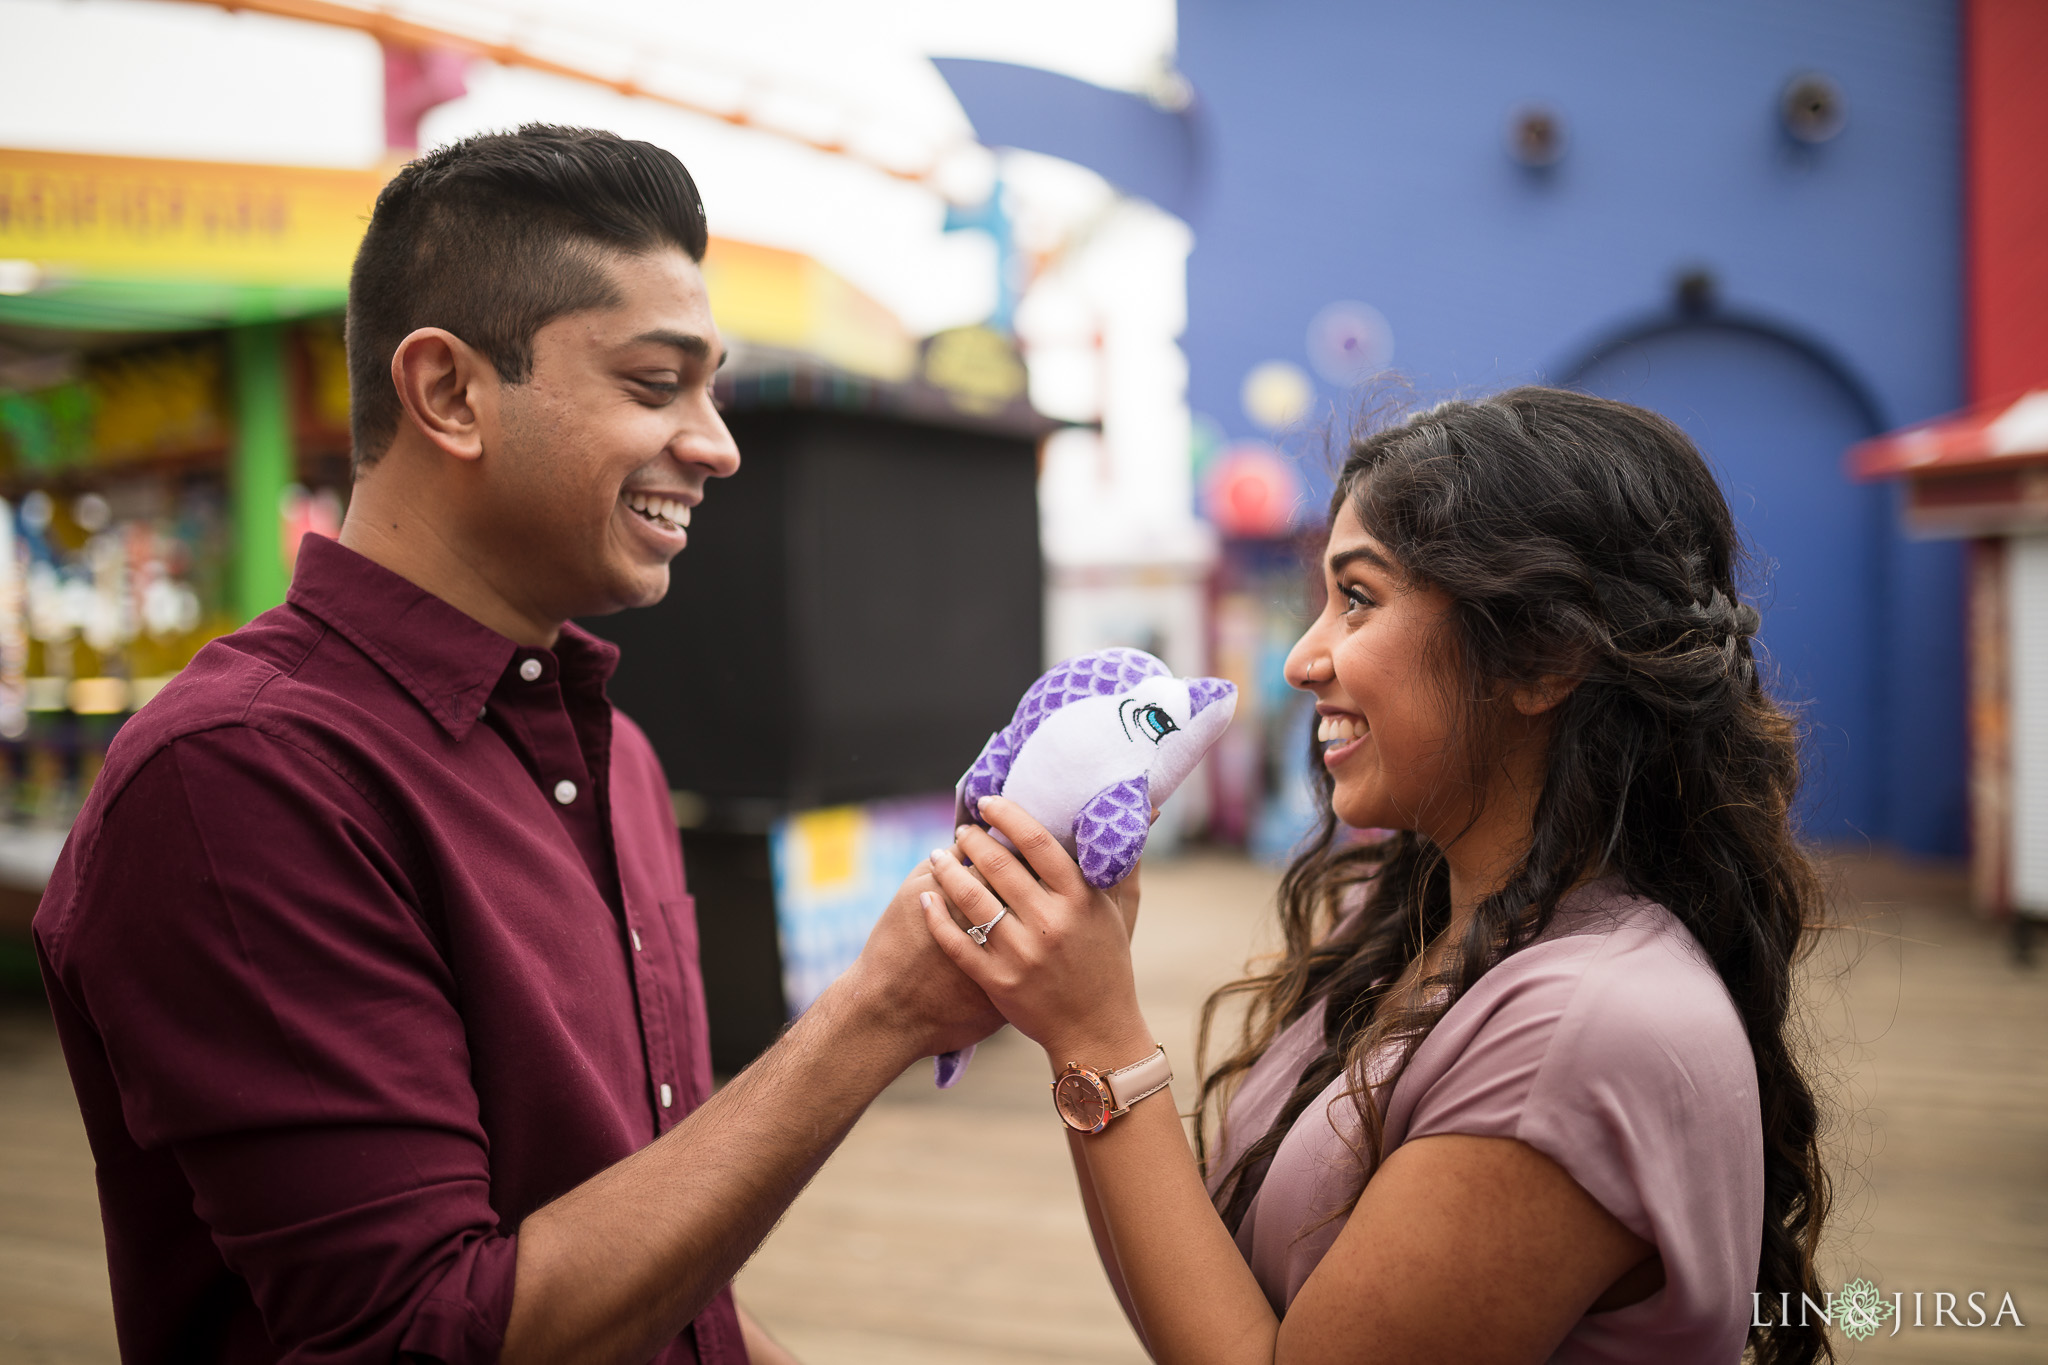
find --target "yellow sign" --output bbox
[923,325,1026,415]
[0,148,917,381]
[0,147,384,287]
[790,805,864,891]
[700,237,915,384]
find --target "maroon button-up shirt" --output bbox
[34,535,745,1364]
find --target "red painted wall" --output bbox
[1968,0,2048,403]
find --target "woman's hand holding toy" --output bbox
[921,795,1156,1067]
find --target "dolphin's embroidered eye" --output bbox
[1135,703,1178,743]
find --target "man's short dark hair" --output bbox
[345,124,708,469]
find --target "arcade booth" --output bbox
[1850,392,2048,940]
[0,147,380,965]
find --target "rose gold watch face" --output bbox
[1055,1071,1111,1133]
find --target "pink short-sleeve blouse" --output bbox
[1208,879,1763,1364]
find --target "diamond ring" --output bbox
[966,905,1009,946]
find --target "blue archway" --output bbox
[1560,316,1889,842]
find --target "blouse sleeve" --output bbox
[1395,921,1763,1253]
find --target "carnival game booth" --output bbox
[1850,393,2048,939]
[0,147,380,971]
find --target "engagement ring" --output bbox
[966,905,1009,945]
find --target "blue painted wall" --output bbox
[1178,0,1966,855]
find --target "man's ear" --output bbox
[390,327,493,463]
[1510,671,1580,717]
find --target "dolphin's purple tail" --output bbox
[935,1044,975,1088]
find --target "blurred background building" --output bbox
[1172,0,1969,864]
[0,0,2043,1059]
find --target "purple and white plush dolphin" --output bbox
[935,647,1236,1087]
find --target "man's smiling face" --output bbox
[479,245,739,623]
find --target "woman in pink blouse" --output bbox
[925,387,1832,1364]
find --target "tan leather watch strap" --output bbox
[1102,1046,1173,1115]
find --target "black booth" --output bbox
[582,354,1049,1073]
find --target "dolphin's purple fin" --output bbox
[1074,773,1153,888]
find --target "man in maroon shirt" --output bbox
[34,126,1000,1364]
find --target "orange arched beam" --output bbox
[159,0,954,183]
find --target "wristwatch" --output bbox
[1052,1046,1173,1134]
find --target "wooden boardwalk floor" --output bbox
[0,851,2041,1362]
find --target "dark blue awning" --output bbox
[932,58,1202,221]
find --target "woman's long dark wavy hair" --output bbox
[1194,387,1832,1365]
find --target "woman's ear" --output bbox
[1510,672,1579,717]
[390,327,492,463]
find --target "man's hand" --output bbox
[831,867,1005,1064]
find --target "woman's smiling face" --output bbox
[1285,499,1474,839]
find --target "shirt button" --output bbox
[553,779,578,805]
[630,927,643,952]
[659,1083,673,1109]
[519,658,543,682]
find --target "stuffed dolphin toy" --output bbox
[935,647,1237,1087]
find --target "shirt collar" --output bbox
[286,535,620,740]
